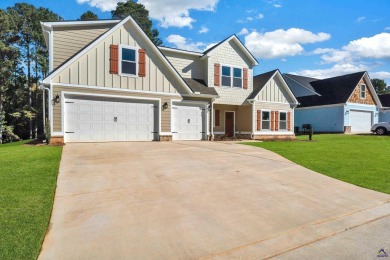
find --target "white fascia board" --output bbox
[296,103,345,110]
[159,47,203,57]
[41,20,120,28]
[364,72,382,108]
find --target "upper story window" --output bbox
[221,65,242,88]
[360,84,366,99]
[120,45,137,76]
[279,112,287,130]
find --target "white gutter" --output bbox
[38,83,51,135]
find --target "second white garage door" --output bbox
[65,96,158,142]
[172,103,206,140]
[350,110,373,133]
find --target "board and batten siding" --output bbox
[51,85,179,133]
[53,22,184,95]
[256,77,289,103]
[162,51,205,80]
[53,25,114,70]
[208,41,254,105]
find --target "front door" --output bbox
[225,112,234,137]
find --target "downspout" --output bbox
[39,83,51,135]
[210,97,215,140]
[249,100,255,139]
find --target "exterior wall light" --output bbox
[53,94,60,104]
[162,102,169,110]
[345,110,349,115]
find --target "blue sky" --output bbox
[2,0,390,84]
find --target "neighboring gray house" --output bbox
[284,72,382,133]
[379,94,390,122]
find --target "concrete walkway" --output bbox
[39,141,390,259]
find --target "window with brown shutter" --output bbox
[243,68,248,89]
[109,44,119,74]
[214,63,220,86]
[138,49,146,77]
[287,112,292,131]
[215,110,220,127]
[257,110,261,130]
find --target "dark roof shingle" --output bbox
[297,72,366,107]
[379,94,390,107]
[183,78,218,96]
[248,70,278,99]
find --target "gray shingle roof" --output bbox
[379,94,390,108]
[297,71,366,107]
[283,74,318,92]
[183,78,218,96]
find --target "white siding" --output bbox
[257,77,289,103]
[162,52,205,80]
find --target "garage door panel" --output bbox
[65,97,157,142]
[350,110,372,133]
[172,104,205,141]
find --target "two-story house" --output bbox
[40,15,298,144]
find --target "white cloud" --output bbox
[76,0,123,12]
[77,0,219,28]
[244,28,331,59]
[343,33,390,59]
[355,16,365,23]
[166,34,210,52]
[371,71,390,79]
[238,12,264,23]
[385,27,390,31]
[139,0,219,28]
[293,63,368,79]
[198,26,209,34]
[274,4,282,8]
[238,28,249,36]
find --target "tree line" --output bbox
[0,1,161,143]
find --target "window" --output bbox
[360,84,366,99]
[262,111,270,130]
[279,112,287,130]
[221,65,242,88]
[120,46,137,76]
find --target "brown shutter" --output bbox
[271,111,275,131]
[287,112,291,131]
[214,63,220,86]
[109,44,119,74]
[215,110,220,127]
[138,49,146,77]
[243,68,248,89]
[275,111,279,131]
[257,110,261,131]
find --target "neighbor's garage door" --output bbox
[64,96,158,142]
[172,103,205,140]
[350,110,372,133]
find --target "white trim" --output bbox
[52,83,182,97]
[278,110,288,131]
[296,103,345,110]
[160,132,172,135]
[159,46,202,57]
[224,111,235,137]
[214,131,225,134]
[253,132,295,136]
[235,131,252,134]
[360,84,366,99]
[345,72,382,108]
[118,44,138,77]
[49,30,53,72]
[61,92,161,142]
[260,109,271,131]
[41,20,120,28]
[50,83,54,135]
[251,100,296,105]
[42,16,194,95]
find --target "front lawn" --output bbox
[243,134,390,194]
[0,141,62,259]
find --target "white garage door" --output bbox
[172,103,205,140]
[65,96,158,142]
[350,110,372,133]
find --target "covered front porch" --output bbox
[213,104,252,139]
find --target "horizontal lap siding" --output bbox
[53,23,181,95]
[295,106,344,132]
[53,25,113,69]
[51,85,180,133]
[163,52,204,79]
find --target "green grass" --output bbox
[0,141,62,259]
[243,134,390,194]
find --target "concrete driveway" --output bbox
[39,141,390,259]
